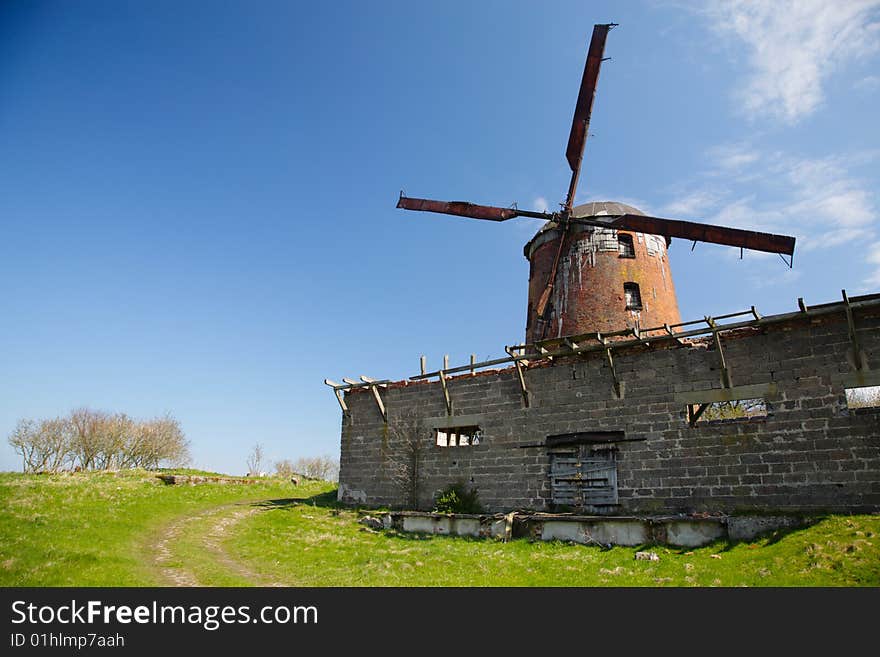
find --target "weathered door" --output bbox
[549,448,618,509]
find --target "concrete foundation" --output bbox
[383,511,811,548]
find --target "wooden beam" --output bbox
[675,382,778,405]
[688,403,710,427]
[409,296,880,382]
[663,323,684,346]
[505,346,530,407]
[841,370,880,388]
[712,327,733,389]
[427,413,485,429]
[438,370,453,415]
[605,347,623,399]
[843,289,867,372]
[334,390,348,413]
[368,385,387,423]
[324,379,349,414]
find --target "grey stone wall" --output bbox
[337,305,880,514]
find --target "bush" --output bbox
[433,482,482,514]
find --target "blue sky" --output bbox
[1,0,878,473]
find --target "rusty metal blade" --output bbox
[578,213,796,256]
[563,23,614,210]
[397,195,552,222]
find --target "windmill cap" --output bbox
[523,200,646,258]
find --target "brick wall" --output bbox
[525,225,682,343]
[337,304,880,514]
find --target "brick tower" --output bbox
[524,201,682,343]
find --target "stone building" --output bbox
[330,204,879,515]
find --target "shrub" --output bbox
[433,481,482,514]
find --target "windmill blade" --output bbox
[574,213,796,256]
[397,195,553,222]
[535,231,568,319]
[563,23,616,211]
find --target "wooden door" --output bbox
[549,448,618,509]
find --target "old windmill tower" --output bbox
[397,24,796,343]
[329,23,879,524]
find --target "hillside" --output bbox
[1,470,877,586]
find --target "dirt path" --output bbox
[148,500,284,587]
[151,511,204,586]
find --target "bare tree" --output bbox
[8,419,38,473]
[7,417,74,473]
[386,413,427,509]
[40,417,74,472]
[95,412,131,470]
[9,410,189,472]
[69,408,107,470]
[130,414,190,469]
[246,443,264,476]
[291,455,340,482]
[274,458,294,478]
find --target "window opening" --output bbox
[618,234,635,258]
[624,282,642,310]
[435,426,482,447]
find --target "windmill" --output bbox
[396,23,796,342]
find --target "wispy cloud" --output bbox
[532,196,550,213]
[708,143,761,173]
[701,0,880,123]
[749,266,802,288]
[661,189,725,217]
[865,241,880,287]
[661,144,878,254]
[854,74,880,91]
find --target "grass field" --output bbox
[1,469,878,586]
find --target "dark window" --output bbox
[618,234,635,258]
[624,283,642,310]
[435,426,482,447]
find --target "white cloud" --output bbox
[865,241,880,287]
[854,74,880,91]
[661,145,878,250]
[703,0,880,123]
[661,189,725,217]
[749,266,802,288]
[532,196,550,213]
[708,143,761,172]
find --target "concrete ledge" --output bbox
[383,511,812,547]
[156,474,258,486]
[391,512,510,539]
[674,382,778,404]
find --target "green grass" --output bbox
[1,470,878,586]
[0,469,305,586]
[230,495,880,586]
